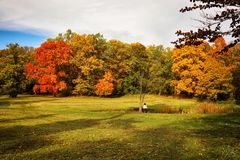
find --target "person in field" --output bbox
[142,103,148,113]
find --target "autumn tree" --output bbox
[196,55,234,100]
[232,44,240,103]
[102,40,131,94]
[175,0,240,49]
[200,37,235,100]
[48,29,79,95]
[0,44,33,97]
[172,43,208,97]
[172,39,234,100]
[70,33,106,95]
[95,71,114,96]
[221,41,240,102]
[26,41,73,96]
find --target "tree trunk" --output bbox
[139,93,145,112]
[139,74,144,112]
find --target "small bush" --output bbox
[193,102,233,114]
[145,105,180,114]
[131,102,234,114]
[157,107,179,114]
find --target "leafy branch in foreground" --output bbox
[174,0,240,49]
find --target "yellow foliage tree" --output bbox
[196,55,234,100]
[232,44,240,103]
[70,33,106,95]
[172,39,234,100]
[172,43,207,96]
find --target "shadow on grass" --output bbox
[38,112,239,160]
[193,112,240,139]
[0,135,53,154]
[0,113,194,159]
[23,126,212,160]
[5,127,189,160]
[0,114,56,123]
[0,119,100,155]
[1,112,240,159]
[0,96,61,108]
[179,112,240,159]
[0,119,100,142]
[106,118,140,129]
[0,113,128,155]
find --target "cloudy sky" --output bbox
[0,0,202,48]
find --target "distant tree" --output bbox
[0,44,32,97]
[123,43,149,112]
[196,54,233,100]
[48,29,75,43]
[95,71,114,96]
[21,46,35,94]
[200,37,234,100]
[26,41,73,96]
[103,40,131,94]
[231,44,240,103]
[47,30,78,96]
[172,43,208,97]
[174,0,240,49]
[70,33,106,95]
[172,39,234,100]
[147,45,174,95]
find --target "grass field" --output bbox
[0,95,240,160]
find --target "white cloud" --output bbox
[0,0,202,46]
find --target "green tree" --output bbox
[0,44,32,97]
[103,40,131,94]
[147,45,174,95]
[48,29,75,43]
[123,43,149,112]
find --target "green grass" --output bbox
[0,95,240,160]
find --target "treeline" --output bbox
[0,30,239,102]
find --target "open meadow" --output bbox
[1,0,240,159]
[0,95,240,160]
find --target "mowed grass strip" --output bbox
[0,95,240,160]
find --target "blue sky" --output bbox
[0,0,203,49]
[0,30,47,49]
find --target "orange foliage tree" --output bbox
[172,38,234,100]
[232,44,240,103]
[199,37,234,100]
[95,71,114,96]
[26,41,73,95]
